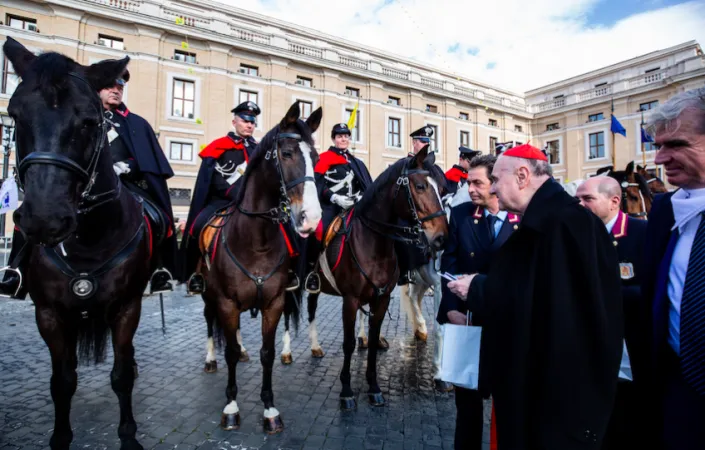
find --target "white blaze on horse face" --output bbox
[223,400,239,415]
[206,337,216,363]
[298,142,322,233]
[282,329,291,356]
[427,177,442,205]
[264,407,280,418]
[309,319,322,351]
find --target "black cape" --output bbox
[467,179,623,450]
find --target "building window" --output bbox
[174,50,197,64]
[488,119,498,127]
[2,57,19,95]
[238,90,258,105]
[588,132,605,159]
[640,100,659,111]
[588,113,604,122]
[344,109,360,142]
[460,131,470,147]
[345,87,359,97]
[296,76,313,87]
[171,79,195,119]
[546,122,560,131]
[459,112,469,121]
[6,15,37,32]
[98,34,124,50]
[546,140,560,165]
[515,125,523,132]
[239,64,258,76]
[388,118,401,148]
[426,104,438,113]
[426,124,438,152]
[644,141,658,152]
[298,100,313,119]
[169,141,194,162]
[169,188,192,207]
[387,96,400,106]
[489,137,498,154]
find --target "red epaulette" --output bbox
[199,136,246,160]
[314,150,349,174]
[445,167,467,183]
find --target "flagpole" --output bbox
[641,111,647,168]
[611,98,617,168]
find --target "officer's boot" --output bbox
[149,251,174,295]
[304,238,321,294]
[0,231,28,299]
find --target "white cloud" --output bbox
[218,0,705,93]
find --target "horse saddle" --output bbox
[199,214,227,255]
[324,215,345,249]
[141,196,171,246]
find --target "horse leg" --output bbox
[261,297,285,434]
[203,302,218,373]
[309,292,324,358]
[399,282,417,334]
[218,301,242,431]
[340,297,358,410]
[411,282,428,341]
[110,299,144,450]
[37,308,78,450]
[366,297,390,407]
[237,324,249,362]
[280,310,293,365]
[357,309,368,350]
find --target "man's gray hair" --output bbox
[527,159,553,177]
[646,87,705,134]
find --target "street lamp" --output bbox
[0,114,15,238]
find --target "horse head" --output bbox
[599,161,652,219]
[404,145,449,250]
[637,164,668,194]
[4,37,126,246]
[250,102,322,237]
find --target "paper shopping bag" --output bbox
[438,323,482,390]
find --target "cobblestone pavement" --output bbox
[0,287,490,449]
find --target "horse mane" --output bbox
[24,52,76,106]
[234,118,316,205]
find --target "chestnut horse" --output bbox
[636,164,668,195]
[202,102,322,433]
[597,161,653,219]
[283,146,448,409]
[4,38,157,449]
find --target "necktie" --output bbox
[486,215,497,242]
[680,213,705,395]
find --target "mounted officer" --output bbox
[445,146,481,196]
[0,68,177,297]
[179,101,261,294]
[303,122,372,293]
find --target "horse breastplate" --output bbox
[325,164,360,199]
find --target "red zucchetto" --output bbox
[502,144,548,162]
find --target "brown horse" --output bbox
[597,161,653,219]
[4,38,156,449]
[285,146,448,409]
[202,102,322,434]
[636,164,669,195]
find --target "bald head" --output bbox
[576,176,622,225]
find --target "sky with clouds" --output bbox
[217,0,705,93]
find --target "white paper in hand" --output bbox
[0,177,19,216]
[438,323,482,390]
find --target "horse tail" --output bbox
[284,289,301,335]
[76,310,110,365]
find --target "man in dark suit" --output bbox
[438,154,519,450]
[576,176,648,450]
[642,88,705,450]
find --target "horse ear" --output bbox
[281,102,300,128]
[596,166,613,175]
[83,57,130,91]
[3,37,36,79]
[625,161,635,174]
[306,107,323,133]
[637,164,645,172]
[410,144,430,168]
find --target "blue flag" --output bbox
[641,126,654,143]
[611,114,627,137]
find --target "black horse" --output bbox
[4,37,158,449]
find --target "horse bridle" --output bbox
[236,132,314,224]
[619,180,649,219]
[15,72,116,212]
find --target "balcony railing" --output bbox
[162,9,209,28]
[339,56,368,70]
[87,0,140,12]
[629,69,667,89]
[231,27,271,45]
[483,93,503,104]
[537,97,566,112]
[382,67,410,80]
[288,42,323,59]
[577,85,612,102]
[421,77,444,90]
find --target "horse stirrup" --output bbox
[0,266,23,299]
[149,267,174,295]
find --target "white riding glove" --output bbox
[113,161,131,176]
[331,194,355,209]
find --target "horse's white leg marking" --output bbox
[410,282,428,335]
[236,328,246,353]
[310,318,322,351]
[223,400,239,415]
[206,337,216,363]
[264,407,280,418]
[400,283,418,331]
[357,309,368,340]
[281,329,291,356]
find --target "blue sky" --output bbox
[586,0,685,26]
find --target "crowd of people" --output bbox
[2,59,704,450]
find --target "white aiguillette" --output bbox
[226,161,248,185]
[107,128,119,144]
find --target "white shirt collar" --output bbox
[671,188,705,231]
[605,213,619,234]
[484,209,508,222]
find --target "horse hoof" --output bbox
[220,412,241,430]
[239,351,250,363]
[281,353,293,365]
[311,348,325,358]
[415,330,428,342]
[368,392,385,406]
[340,397,357,410]
[357,337,368,349]
[378,337,390,350]
[263,415,284,434]
[204,361,218,373]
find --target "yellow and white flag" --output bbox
[347,101,358,130]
